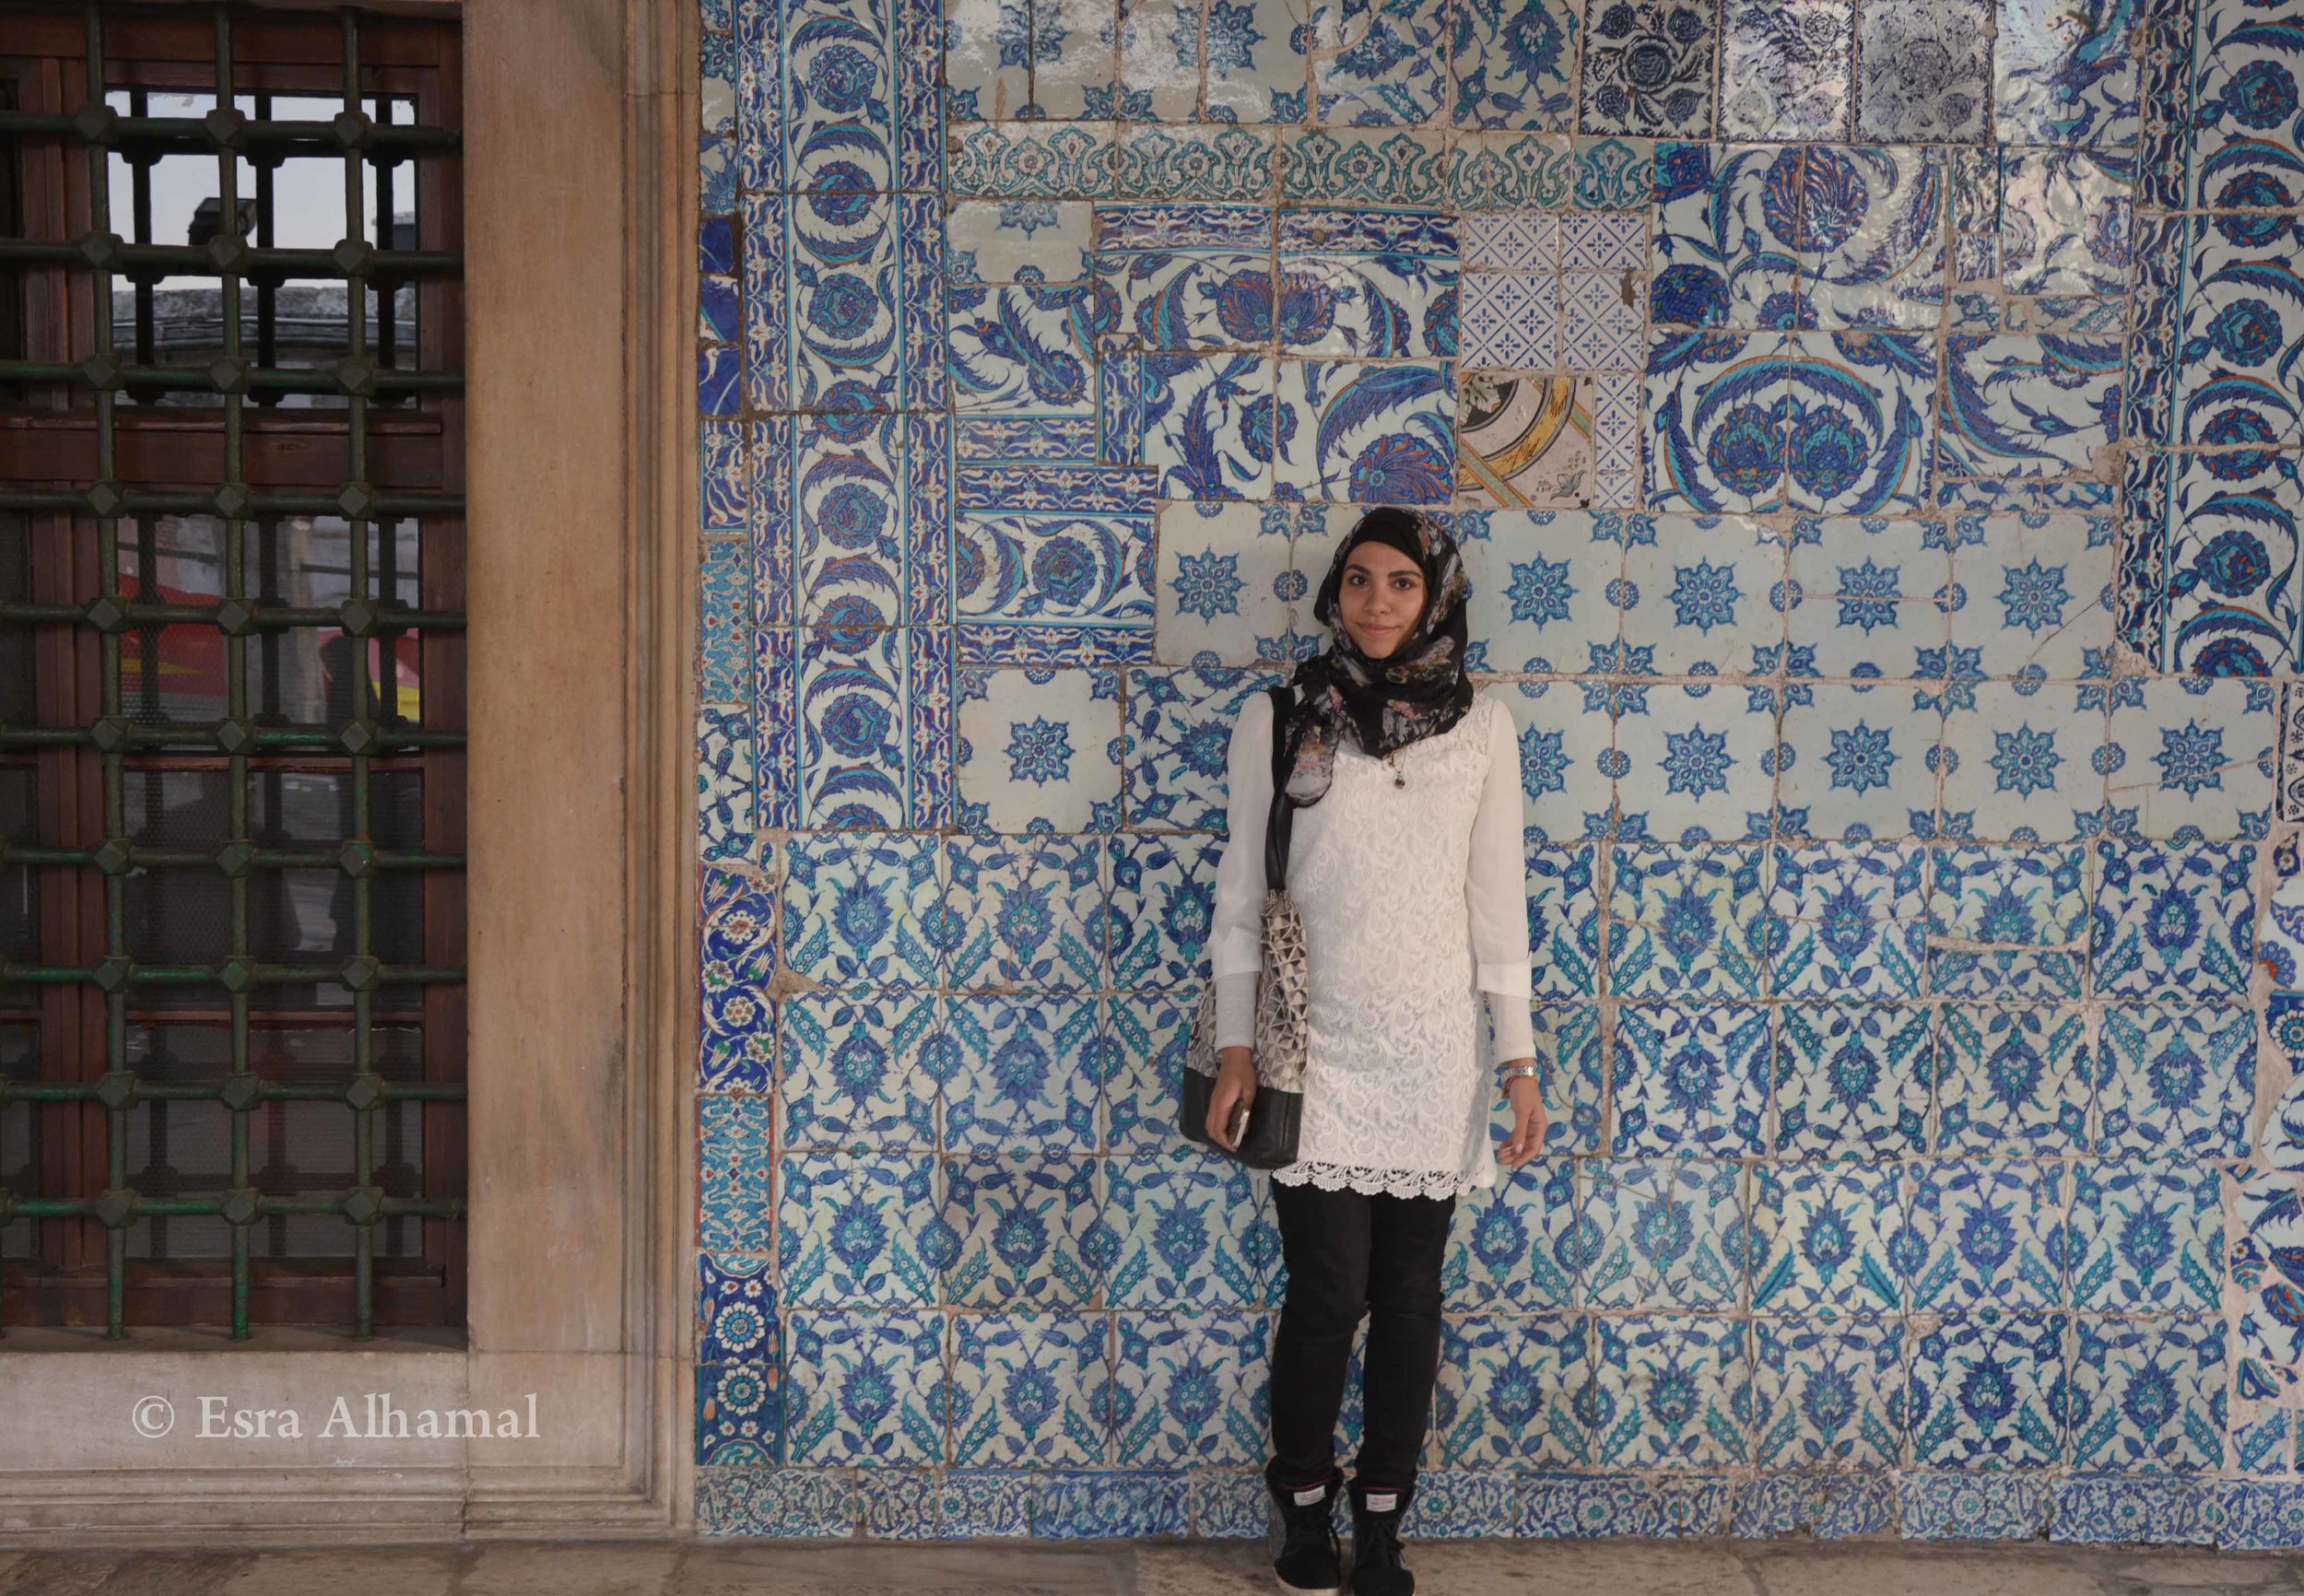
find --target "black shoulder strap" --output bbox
[1262,683,1296,892]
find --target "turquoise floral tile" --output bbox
[1590,1316,1753,1469]
[2066,1160,2222,1312]
[1771,1002,1934,1159]
[700,1094,778,1254]
[949,1311,1114,1466]
[1905,1157,2065,1310]
[2064,1318,2225,1474]
[1103,1149,1275,1307]
[1445,1155,1583,1308]
[942,993,1103,1150]
[778,1152,943,1306]
[943,1152,1104,1306]
[1614,1003,1772,1154]
[1111,1310,1271,1466]
[1435,1313,1594,1465]
[1607,844,1770,999]
[782,1310,949,1464]
[1748,1162,1905,1316]
[1908,1311,2066,1469]
[1582,1157,1746,1309]
[1752,1320,1903,1471]
[779,991,941,1147]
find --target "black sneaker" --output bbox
[1264,1458,1345,1596]
[1346,1480,1416,1596]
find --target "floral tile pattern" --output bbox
[699,0,2304,1543]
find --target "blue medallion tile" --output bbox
[1995,0,2140,149]
[941,994,1102,1150]
[699,1251,782,1364]
[1749,1163,1905,1316]
[1590,1315,1753,1469]
[1934,1004,2090,1156]
[1947,511,2118,681]
[1526,842,1605,999]
[782,832,944,989]
[1462,510,1624,676]
[1718,0,1852,139]
[1452,0,1580,127]
[1908,1311,2067,1469]
[1274,358,1456,504]
[1616,516,1788,676]
[2091,839,2257,1001]
[1104,1149,1274,1307]
[1111,1310,1271,1466]
[795,625,917,827]
[2104,676,2276,843]
[779,1151,942,1306]
[1582,1157,1746,1309]
[1446,1156,1583,1308]
[955,668,1125,830]
[2063,1317,2225,1474]
[1905,1158,2066,1310]
[1771,1002,1933,1159]
[1773,687,1942,844]
[1608,845,1769,999]
[1123,663,1287,829]
[1925,843,2089,998]
[2066,1160,2222,1312]
[1031,1469,1193,1535]
[1155,502,1298,667]
[1435,1313,1594,1466]
[948,1311,1113,1466]
[1025,0,1119,119]
[944,1152,1104,1306]
[1614,684,1778,842]
[697,1467,857,1536]
[1751,1320,1903,1470]
[1498,681,1617,840]
[2051,1475,2220,1545]
[2095,1003,2254,1161]
[1937,682,2105,843]
[700,1094,778,1254]
[1645,330,1793,514]
[1205,0,1314,123]
[1766,840,1926,999]
[1578,0,1718,136]
[698,1359,782,1466]
[1733,1471,1897,1537]
[783,1310,949,1465]
[945,835,1108,992]
[1898,1471,2051,1540]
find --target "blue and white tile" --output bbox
[1616,517,1788,677]
[1994,0,2140,149]
[1446,1156,1583,1308]
[1496,1002,1606,1155]
[795,625,914,828]
[1277,208,1457,358]
[1590,1316,1752,1469]
[1111,1311,1271,1466]
[1030,1470,1192,1536]
[2094,1003,2255,1161]
[1435,1313,1593,1466]
[1154,502,1298,666]
[945,833,1108,992]
[1908,1312,2066,1469]
[1649,145,1798,330]
[1934,1003,2091,1155]
[2090,840,2257,1001]
[1578,0,1719,136]
[2188,0,2304,208]
[1898,1472,2050,1540]
[1751,1320,1903,1472]
[1124,351,1281,500]
[780,992,941,1147]
[1749,1162,1906,1315]
[1097,244,1274,353]
[779,1152,943,1306]
[2103,676,2275,842]
[1560,266,1643,368]
[1765,839,1926,998]
[1773,687,1941,842]
[1526,842,1605,998]
[1997,149,2131,299]
[1905,1157,2066,1310]
[1462,510,1623,675]
[1581,1157,1746,1309]
[1123,664,1286,828]
[1108,832,1223,989]
[944,1152,1105,1306]
[1937,682,2104,842]
[1772,1002,1934,1159]
[1026,0,1120,118]
[700,867,778,1092]
[2233,1168,2304,1402]
[1112,123,1279,201]
[1793,147,1947,330]
[1103,1151,1274,1308]
[699,706,758,863]
[956,667,1124,831]
[1614,1003,1772,1154]
[1614,684,1778,842]
[949,283,1103,417]
[1717,0,1853,140]
[1781,331,1936,514]
[2178,215,2304,450]
[1645,331,1795,514]
[949,1311,1113,1466]
[949,199,1097,284]
[1452,0,1581,127]
[1925,843,2090,999]
[1947,511,2118,679]
[782,1310,948,1465]
[2066,1160,2222,1312]
[2064,1316,2225,1475]
[1115,0,1202,121]
[941,993,1104,1148]
[1608,845,1769,999]
[1937,334,2124,486]
[1311,0,1450,124]
[1853,0,1989,141]
[1499,681,1618,839]
[1460,271,1559,367]
[1275,358,1457,504]
[953,499,1156,663]
[1205,0,1314,122]
[782,831,945,989]
[2159,448,2302,680]
[1102,990,1199,1149]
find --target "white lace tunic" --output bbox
[1208,688,1534,1199]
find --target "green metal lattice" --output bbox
[0,4,467,1339]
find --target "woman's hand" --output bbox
[1206,1046,1256,1152]
[1498,1073,1550,1168]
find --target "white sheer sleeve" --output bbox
[1467,698,1535,1064]
[1208,689,1275,989]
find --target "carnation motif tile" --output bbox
[779,1152,943,1306]
[2188,0,2304,210]
[783,1310,948,1465]
[1925,843,2090,998]
[1765,840,1926,998]
[1581,1156,1746,1308]
[1103,1151,1275,1306]
[1590,1316,1753,1469]
[1907,1312,2066,1468]
[1749,1161,1906,1315]
[1452,0,1581,128]
[944,1152,1105,1306]
[1522,1003,1609,1152]
[1102,990,1199,1148]
[2158,447,2303,678]
[1277,207,1459,358]
[1614,1002,1773,1153]
[1649,144,1799,330]
[2064,1318,2226,1475]
[1751,1320,1903,1473]
[2177,216,2304,451]
[949,1311,1114,1466]
[2066,1160,2223,1312]
[1445,1156,1583,1307]
[782,832,945,989]
[1772,1001,1934,1158]
[943,832,1110,987]
[1645,330,1793,513]
[1607,846,1771,999]
[1111,1310,1271,1466]
[2090,840,2257,1001]
[1435,1313,1594,1465]
[1905,1158,2067,1310]
[941,993,1103,1150]
[954,506,1156,665]
[1123,663,1286,828]
[1526,842,1605,998]
[1934,1004,2091,1155]
[780,992,941,1147]
[2094,1003,2254,1161]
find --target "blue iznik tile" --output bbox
[1650,147,1798,332]
[1111,1310,1271,1466]
[1123,663,1286,828]
[1452,0,1580,127]
[1995,0,2140,149]
[1311,0,1449,124]
[1590,1315,1752,1469]
[1032,1470,1192,1535]
[1934,1004,2091,1155]
[1734,1471,1898,1537]
[2063,1317,2225,1473]
[944,1153,1103,1306]
[1436,1313,1593,1466]
[1499,682,1617,839]
[2095,1003,2255,1160]
[2091,839,2257,1000]
[1608,845,1770,999]
[1108,832,1222,987]
[1277,208,1458,358]
[2066,1160,2222,1312]
[697,1358,781,1466]
[779,991,940,1146]
[1774,688,1944,845]
[1527,844,1605,999]
[1462,510,1624,676]
[1615,684,1779,842]
[1772,1002,1933,1158]
[949,1311,1113,1467]
[945,835,1108,991]
[1750,1162,1906,1315]
[1751,1320,1904,1469]
[1616,517,1789,676]
[700,867,778,1091]
[1766,841,1926,999]
[699,1252,780,1364]
[1719,0,1852,139]
[1899,1471,2050,1539]
[1582,1157,1746,1309]
[1905,1158,2066,1310]
[1275,357,1457,504]
[1910,1312,2067,1469]
[941,994,1102,1150]
[1446,1156,1583,1308]
[2052,1475,2220,1545]
[778,1152,942,1306]
[1102,991,1197,1150]
[1103,1150,1273,1307]
[1614,1003,1771,1155]
[700,1094,778,1254]
[1580,0,1718,135]
[782,1310,948,1465]
[1926,844,2090,998]
[782,832,944,989]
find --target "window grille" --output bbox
[0,2,465,1337]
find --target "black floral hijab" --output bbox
[1281,508,1475,807]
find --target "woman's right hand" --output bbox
[1206,1047,1256,1151]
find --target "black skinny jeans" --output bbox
[1267,1179,1457,1492]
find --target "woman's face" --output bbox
[1335,541,1427,660]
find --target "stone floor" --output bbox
[8,1541,2304,1596]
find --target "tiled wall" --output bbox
[691,0,2304,1544]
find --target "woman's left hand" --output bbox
[1499,1074,1549,1168]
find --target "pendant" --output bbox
[1393,768,1406,789]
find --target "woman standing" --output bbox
[1204,508,1550,1596]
